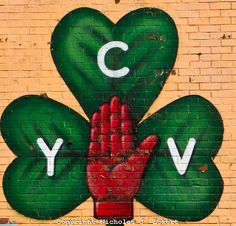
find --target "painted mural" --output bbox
[1,7,224,223]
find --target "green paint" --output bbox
[136,96,224,221]
[51,7,178,121]
[2,96,90,219]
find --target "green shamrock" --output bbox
[1,7,223,222]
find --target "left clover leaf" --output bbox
[1,95,90,219]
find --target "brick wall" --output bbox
[0,0,235,225]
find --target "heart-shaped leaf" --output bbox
[51,7,178,120]
[135,95,224,221]
[1,96,90,219]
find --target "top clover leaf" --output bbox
[51,7,178,121]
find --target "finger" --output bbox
[89,112,101,157]
[121,135,134,155]
[91,112,100,141]
[137,135,158,154]
[121,104,132,134]
[100,103,110,134]
[100,103,110,156]
[111,134,121,156]
[110,96,121,113]
[110,96,122,156]
[128,135,158,172]
[121,104,133,155]
[110,96,121,133]
[121,104,131,120]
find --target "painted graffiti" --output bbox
[1,7,223,223]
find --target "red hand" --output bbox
[87,96,158,219]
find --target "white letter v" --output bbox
[167,138,196,175]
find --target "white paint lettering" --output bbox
[37,138,63,177]
[167,138,196,175]
[97,41,129,78]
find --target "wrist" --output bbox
[94,201,133,219]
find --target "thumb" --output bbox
[137,135,158,155]
[128,135,158,168]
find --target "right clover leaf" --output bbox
[1,7,224,222]
[136,95,224,221]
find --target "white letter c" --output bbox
[97,41,129,78]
